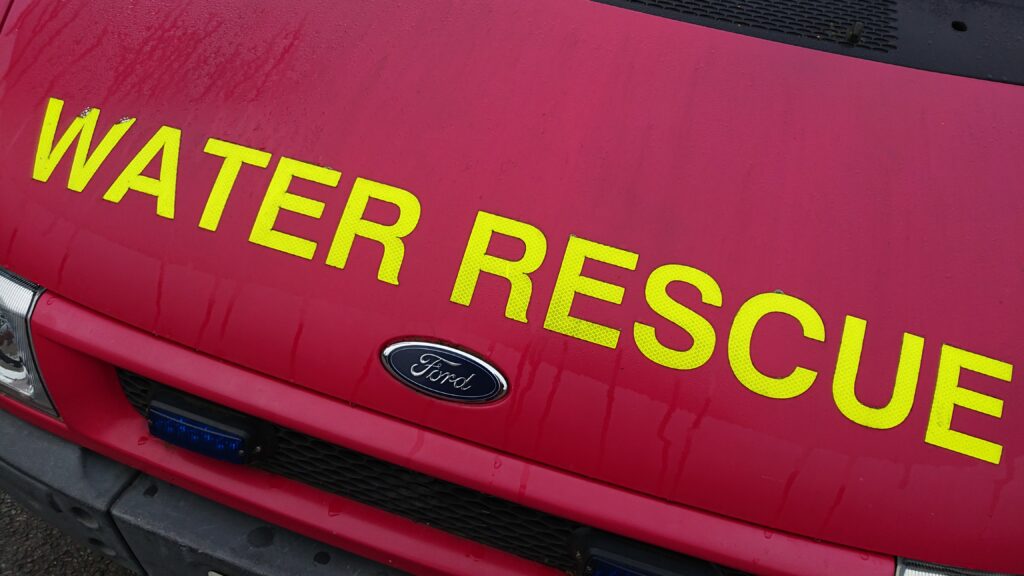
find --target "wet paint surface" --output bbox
[0,0,1022,572]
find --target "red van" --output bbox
[0,1,1021,574]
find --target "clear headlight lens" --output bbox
[0,267,55,416]
[898,558,1016,576]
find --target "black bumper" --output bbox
[0,408,404,576]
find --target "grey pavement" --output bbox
[0,489,134,576]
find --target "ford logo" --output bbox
[381,341,508,404]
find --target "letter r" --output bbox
[450,211,548,323]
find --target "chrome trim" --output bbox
[381,340,508,404]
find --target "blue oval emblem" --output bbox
[382,341,507,404]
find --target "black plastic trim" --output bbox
[112,477,406,576]
[594,0,1024,85]
[0,407,403,576]
[0,408,142,573]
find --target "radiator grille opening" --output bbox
[116,368,753,569]
[118,370,579,570]
[117,369,748,575]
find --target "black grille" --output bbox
[599,0,898,52]
[118,370,580,570]
[264,429,580,569]
[118,370,748,575]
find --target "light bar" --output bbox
[898,558,1016,576]
[147,405,249,464]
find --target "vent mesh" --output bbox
[599,0,898,52]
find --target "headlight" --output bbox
[898,558,1016,576]
[0,267,55,415]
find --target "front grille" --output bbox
[118,370,747,575]
[264,428,580,568]
[118,370,580,570]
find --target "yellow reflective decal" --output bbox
[728,292,825,400]
[326,178,421,285]
[102,125,181,219]
[544,236,638,349]
[200,138,273,232]
[926,345,1012,464]
[30,97,1016,465]
[450,212,547,323]
[249,157,338,260]
[832,316,923,430]
[633,264,722,371]
[34,97,135,192]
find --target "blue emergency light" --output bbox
[147,399,255,465]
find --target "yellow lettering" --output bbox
[199,138,272,231]
[102,125,180,219]
[33,97,135,192]
[832,316,923,429]
[544,236,638,348]
[633,264,722,370]
[728,292,825,399]
[248,157,339,259]
[450,212,547,322]
[325,178,421,285]
[925,345,1012,464]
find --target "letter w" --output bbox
[33,97,135,192]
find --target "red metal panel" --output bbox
[9,292,888,576]
[0,0,1021,572]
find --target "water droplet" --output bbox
[327,501,344,517]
